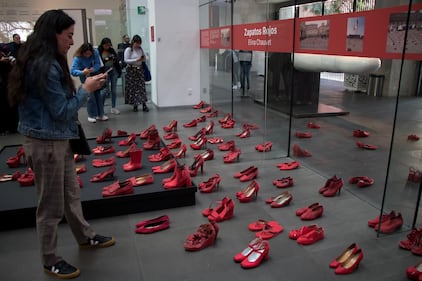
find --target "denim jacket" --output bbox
[18,60,89,140]
[70,49,102,83]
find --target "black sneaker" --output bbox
[44,260,80,279]
[79,234,115,249]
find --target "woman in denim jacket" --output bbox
[71,43,108,123]
[8,10,115,279]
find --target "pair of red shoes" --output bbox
[272,176,294,188]
[116,143,137,158]
[202,197,234,222]
[330,243,364,274]
[163,120,177,132]
[152,159,177,174]
[92,156,115,167]
[356,141,377,150]
[184,222,218,251]
[353,129,370,137]
[349,176,374,187]
[198,174,221,193]
[129,174,154,187]
[162,164,192,189]
[6,146,26,168]
[295,131,312,138]
[318,175,343,197]
[148,147,172,162]
[276,161,300,170]
[292,225,325,245]
[223,149,241,163]
[135,215,169,234]
[292,144,312,157]
[265,191,293,208]
[233,238,270,269]
[399,228,422,256]
[101,179,134,197]
[255,141,272,152]
[90,166,116,182]
[408,167,422,183]
[408,134,420,141]
[368,210,403,234]
[296,202,324,220]
[236,180,259,202]
[17,168,35,186]
[233,166,258,182]
[247,220,283,240]
[92,145,115,155]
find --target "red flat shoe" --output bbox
[307,122,320,129]
[192,100,206,109]
[90,166,116,182]
[289,224,319,240]
[406,260,422,280]
[408,134,420,141]
[269,191,293,208]
[199,174,221,193]
[75,164,87,174]
[223,149,241,163]
[92,156,116,167]
[118,133,137,146]
[195,149,214,161]
[295,202,320,216]
[163,132,179,140]
[255,141,272,152]
[240,240,270,269]
[272,176,294,188]
[295,131,312,138]
[115,143,137,158]
[163,120,177,132]
[399,228,422,250]
[329,243,359,268]
[140,124,156,139]
[17,168,35,186]
[102,179,134,197]
[255,222,283,240]
[221,119,235,129]
[367,210,397,228]
[239,166,258,182]
[248,220,279,231]
[173,144,187,158]
[353,129,370,137]
[92,145,115,155]
[277,161,300,170]
[233,238,264,263]
[300,204,324,220]
[356,141,377,150]
[135,215,170,234]
[199,106,213,113]
[356,176,374,187]
[184,222,218,251]
[296,226,325,245]
[292,144,312,157]
[183,119,198,128]
[207,137,224,144]
[334,249,363,275]
[167,138,182,149]
[129,174,154,187]
[152,159,177,174]
[218,140,235,151]
[206,110,218,118]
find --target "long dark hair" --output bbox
[130,35,142,51]
[8,9,75,106]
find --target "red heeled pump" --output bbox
[183,119,198,128]
[123,149,142,171]
[221,119,235,129]
[206,110,219,118]
[329,243,359,268]
[139,124,156,139]
[199,174,221,193]
[223,149,241,163]
[217,140,235,151]
[90,165,116,182]
[200,106,213,113]
[334,248,363,274]
[322,177,344,197]
[143,129,161,150]
[6,146,26,168]
[188,155,205,177]
[173,144,187,158]
[115,143,137,158]
[92,156,116,167]
[272,176,294,188]
[207,137,224,144]
[236,128,250,138]
[233,237,263,263]
[195,149,214,161]
[152,159,177,174]
[188,128,206,141]
[237,180,259,203]
[129,173,154,187]
[190,136,207,150]
[301,205,324,220]
[167,138,182,149]
[207,197,235,222]
[239,166,258,182]
[163,132,179,140]
[204,121,214,135]
[218,113,232,124]
[192,100,206,109]
[148,147,172,162]
[118,133,137,146]
[255,141,272,152]
[269,191,293,208]
[163,165,192,189]
[163,120,177,132]
[196,115,206,123]
[96,128,113,144]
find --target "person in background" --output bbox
[98,37,121,115]
[239,50,253,91]
[8,33,22,58]
[71,43,108,123]
[0,44,18,135]
[7,10,115,279]
[232,50,241,90]
[124,34,148,112]
[117,34,131,68]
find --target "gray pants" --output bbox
[24,137,95,266]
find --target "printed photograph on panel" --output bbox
[346,16,365,52]
[386,11,422,54]
[221,28,231,47]
[299,20,330,50]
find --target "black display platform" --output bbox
[0,136,197,230]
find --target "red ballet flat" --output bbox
[136,215,170,234]
[92,145,115,155]
[92,156,116,167]
[277,161,300,170]
[101,179,134,197]
[129,174,154,187]
[272,177,294,188]
[295,131,312,138]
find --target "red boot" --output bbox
[123,149,142,171]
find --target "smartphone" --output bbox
[104,67,113,74]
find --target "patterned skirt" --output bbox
[124,65,146,105]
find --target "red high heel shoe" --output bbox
[196,115,206,123]
[167,138,182,149]
[255,141,272,152]
[183,119,198,128]
[129,173,154,187]
[269,191,293,208]
[188,155,205,177]
[163,165,192,189]
[300,204,324,220]
[148,147,172,162]
[152,159,177,174]
[236,128,250,138]
[221,119,235,128]
[199,174,221,193]
[92,156,116,167]
[115,143,137,158]
[90,165,116,182]
[188,128,206,141]
[207,197,235,222]
[75,164,86,174]
[322,177,344,197]
[237,180,259,203]
[353,129,370,137]
[238,166,258,182]
[17,168,35,186]
[123,149,142,171]
[173,144,187,158]
[334,248,363,275]
[223,149,241,163]
[318,175,340,193]
[199,106,213,113]
[234,166,256,178]
[101,179,134,197]
[207,137,223,144]
[192,100,206,109]
[195,149,214,161]
[367,210,397,228]
[407,260,422,280]
[206,110,219,118]
[163,120,177,132]
[92,145,115,155]
[292,144,312,157]
[329,243,359,268]
[118,133,137,146]
[218,113,232,124]
[204,121,214,134]
[96,128,113,144]
[240,240,270,269]
[190,136,207,150]
[163,132,179,140]
[217,140,235,151]
[143,129,160,150]
[6,146,26,168]
[139,124,156,139]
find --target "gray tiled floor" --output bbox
[0,79,420,281]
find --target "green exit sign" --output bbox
[137,6,146,15]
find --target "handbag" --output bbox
[70,122,91,155]
[142,61,151,82]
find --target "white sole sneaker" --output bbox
[87,117,96,123]
[111,108,120,114]
[97,115,109,121]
